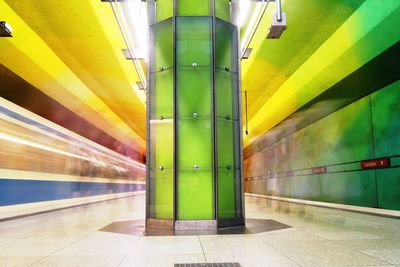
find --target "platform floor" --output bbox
[1,194,400,267]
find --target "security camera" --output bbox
[0,21,13,37]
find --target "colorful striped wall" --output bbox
[244,80,400,211]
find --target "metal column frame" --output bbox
[230,0,246,224]
[173,0,177,228]
[236,10,246,224]
[146,0,175,229]
[145,0,155,227]
[214,15,245,228]
[211,0,219,224]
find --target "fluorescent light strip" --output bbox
[112,2,147,89]
[238,0,251,27]
[241,1,267,56]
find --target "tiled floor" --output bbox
[0,194,400,266]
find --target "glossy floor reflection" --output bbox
[0,194,400,266]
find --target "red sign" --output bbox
[361,158,390,169]
[312,166,327,174]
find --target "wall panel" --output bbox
[245,80,400,210]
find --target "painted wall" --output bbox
[244,80,400,210]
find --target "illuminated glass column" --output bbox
[146,0,244,229]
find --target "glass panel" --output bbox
[149,122,174,219]
[176,17,214,220]
[218,169,236,218]
[148,19,174,219]
[153,70,173,118]
[178,170,214,219]
[177,0,210,16]
[177,67,212,117]
[156,0,173,22]
[215,19,235,71]
[153,169,173,219]
[178,118,213,168]
[177,119,213,220]
[154,20,174,71]
[215,19,242,220]
[216,70,233,119]
[177,17,212,67]
[217,119,236,219]
[215,0,230,22]
[217,120,234,168]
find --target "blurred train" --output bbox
[0,97,146,220]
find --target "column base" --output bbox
[174,220,217,230]
[146,218,174,229]
[146,218,245,230]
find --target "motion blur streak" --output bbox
[0,98,145,220]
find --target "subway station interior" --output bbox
[0,0,400,266]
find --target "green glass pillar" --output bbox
[146,0,244,229]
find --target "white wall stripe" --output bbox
[246,193,400,218]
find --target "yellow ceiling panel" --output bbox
[244,0,400,147]
[241,0,364,146]
[0,0,145,152]
[3,0,147,140]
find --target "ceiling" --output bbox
[0,0,146,155]
[0,0,399,157]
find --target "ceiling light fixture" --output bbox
[0,21,13,37]
[108,0,148,91]
[238,0,251,27]
[266,0,287,39]
[242,48,253,59]
[240,1,268,58]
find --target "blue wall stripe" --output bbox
[0,179,145,206]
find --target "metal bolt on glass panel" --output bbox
[146,0,244,229]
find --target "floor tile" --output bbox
[267,239,389,266]
[312,230,384,240]
[0,256,45,267]
[255,228,322,242]
[0,238,19,247]
[200,235,299,267]
[333,239,400,250]
[33,255,124,267]
[133,236,203,255]
[0,194,400,267]
[53,232,140,256]
[361,248,400,264]
[120,253,206,267]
